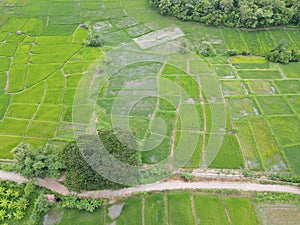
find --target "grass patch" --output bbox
[224,198,257,225]
[274,80,300,94]
[26,64,61,87]
[162,64,185,75]
[8,64,26,92]
[144,194,165,225]
[0,57,10,72]
[179,75,200,102]
[167,192,195,225]
[26,121,57,138]
[209,134,244,169]
[237,70,281,79]
[0,118,28,136]
[142,136,171,164]
[34,105,63,122]
[43,89,62,105]
[0,136,22,158]
[189,59,212,74]
[174,131,202,168]
[115,198,142,225]
[249,117,286,171]
[220,81,248,96]
[286,95,300,113]
[256,96,293,115]
[177,104,203,131]
[0,43,18,56]
[57,208,103,225]
[227,97,259,120]
[215,65,235,78]
[194,194,229,225]
[234,119,262,170]
[6,104,37,119]
[279,62,300,78]
[12,82,45,103]
[0,94,10,120]
[284,145,300,175]
[267,116,300,146]
[248,80,277,95]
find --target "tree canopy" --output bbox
[62,129,141,191]
[150,0,300,28]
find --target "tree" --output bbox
[62,129,141,191]
[198,41,216,57]
[266,40,299,64]
[12,144,64,179]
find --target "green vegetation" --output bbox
[209,135,244,169]
[224,198,257,225]
[194,194,229,225]
[60,195,104,212]
[29,194,52,225]
[167,192,195,225]
[12,144,64,178]
[266,40,300,64]
[144,194,165,225]
[62,129,141,191]
[150,0,300,28]
[0,180,36,223]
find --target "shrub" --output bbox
[228,49,238,56]
[29,194,51,225]
[61,195,103,212]
[181,173,194,181]
[84,21,103,47]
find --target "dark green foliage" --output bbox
[29,194,52,225]
[12,144,64,179]
[266,40,300,64]
[150,0,299,28]
[61,195,104,212]
[62,129,141,191]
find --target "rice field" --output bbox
[0,0,299,175]
[49,191,299,225]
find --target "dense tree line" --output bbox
[62,129,141,191]
[150,0,300,28]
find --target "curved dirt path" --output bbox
[0,170,299,198]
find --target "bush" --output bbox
[227,49,238,56]
[29,194,51,225]
[61,195,104,212]
[181,173,194,181]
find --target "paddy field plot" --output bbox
[0,0,299,175]
[50,191,298,225]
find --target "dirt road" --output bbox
[1,170,299,198]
